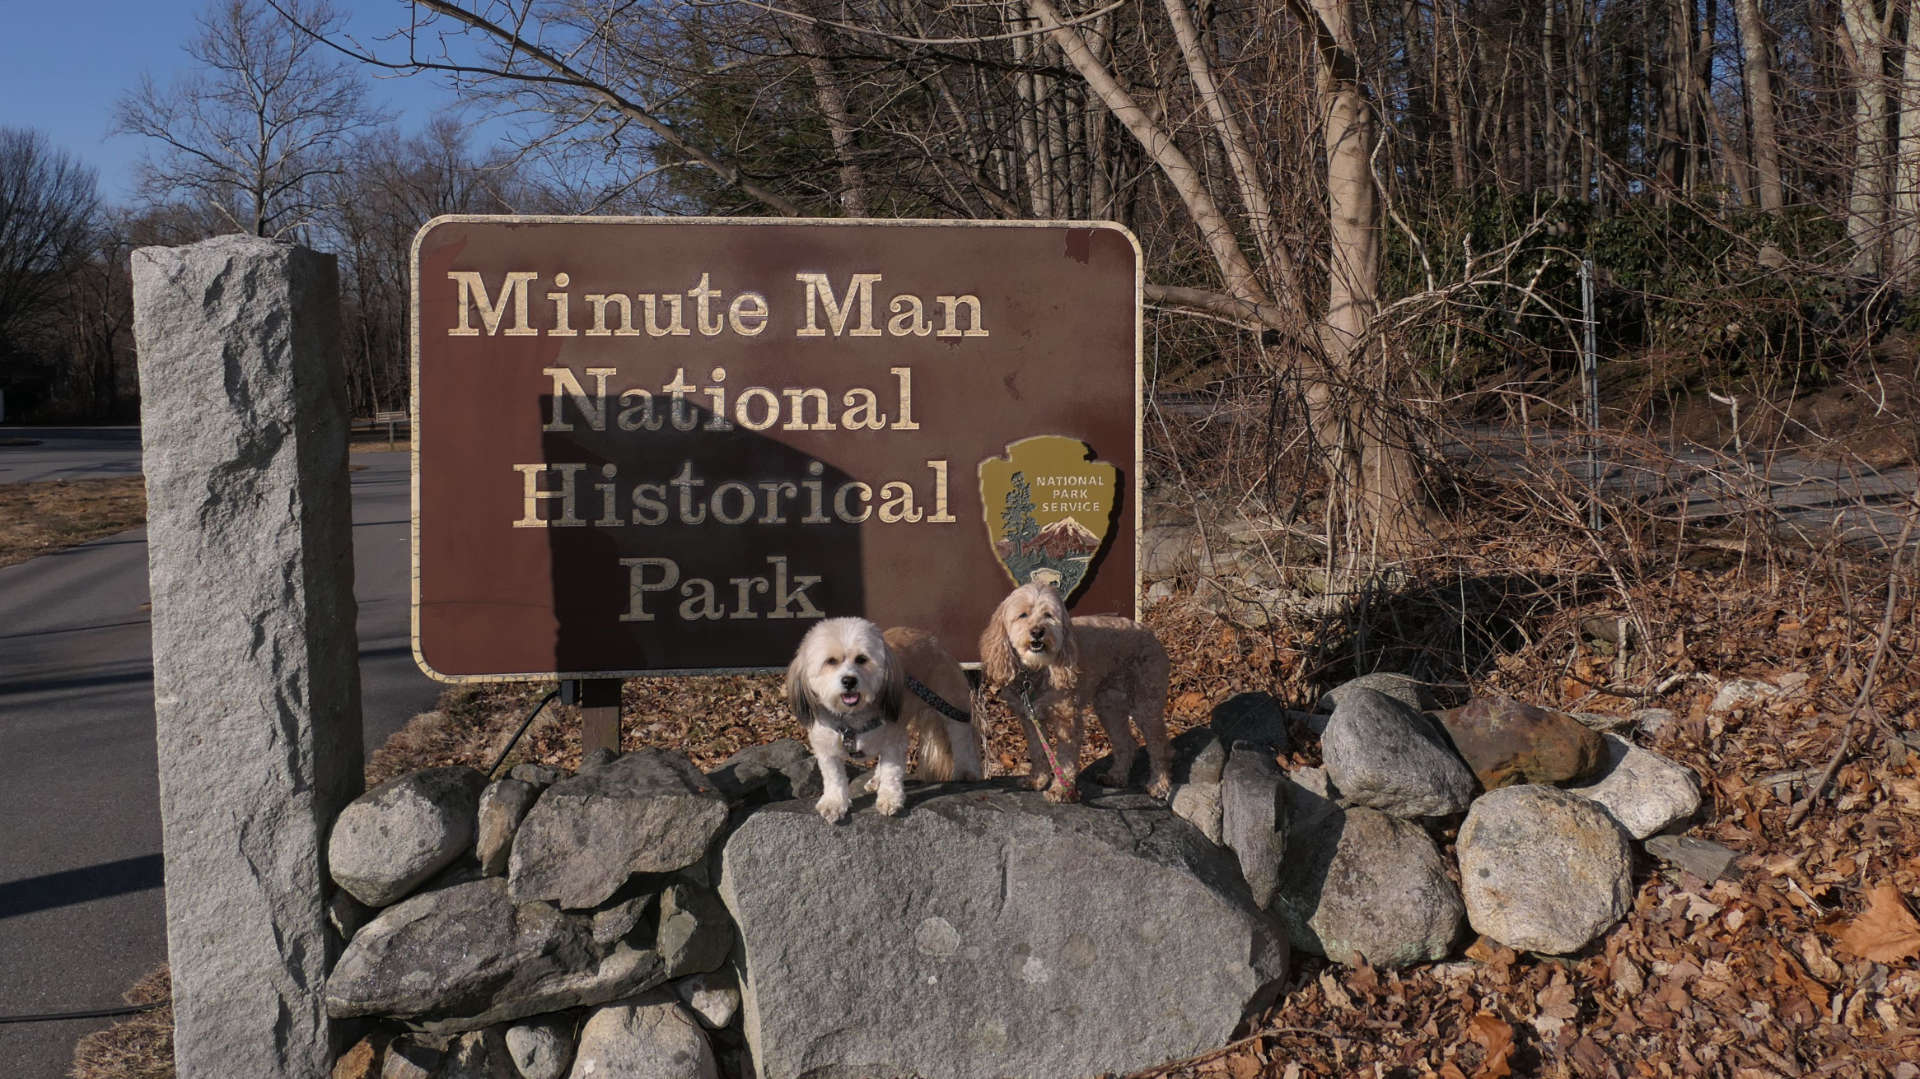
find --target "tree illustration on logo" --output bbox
[999,470,1042,579]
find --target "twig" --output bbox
[1114,1027,1345,1079]
[1784,493,1919,829]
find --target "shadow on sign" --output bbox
[539,393,867,673]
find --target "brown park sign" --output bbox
[411,217,1140,680]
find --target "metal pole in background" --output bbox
[1580,259,1601,532]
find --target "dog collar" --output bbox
[829,714,887,754]
[906,675,971,724]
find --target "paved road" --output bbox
[0,426,144,485]
[0,439,443,1077]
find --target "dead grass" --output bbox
[68,966,172,1079]
[0,477,147,569]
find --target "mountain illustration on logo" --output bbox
[978,436,1119,600]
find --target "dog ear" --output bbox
[784,645,815,726]
[978,592,1019,687]
[879,638,907,724]
[1049,594,1079,682]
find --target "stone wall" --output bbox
[318,679,1700,1079]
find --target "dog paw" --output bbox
[1092,767,1127,788]
[815,795,850,823]
[874,788,905,816]
[1147,775,1173,801]
[1026,771,1053,792]
[1043,782,1081,804]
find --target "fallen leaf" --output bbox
[1835,883,1920,963]
[1467,1013,1515,1079]
[1319,968,1354,1011]
[1226,1050,1261,1079]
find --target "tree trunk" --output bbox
[1162,0,1300,299]
[792,7,870,217]
[1892,2,1920,280]
[1308,0,1423,553]
[1841,0,1889,279]
[1735,0,1785,214]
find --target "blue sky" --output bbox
[0,0,488,204]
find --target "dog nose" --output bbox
[840,674,858,690]
[1029,627,1045,641]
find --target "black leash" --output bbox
[906,675,972,724]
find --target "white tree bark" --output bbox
[1892,0,1920,279]
[1161,0,1302,300]
[1026,0,1268,309]
[1840,0,1890,278]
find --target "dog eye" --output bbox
[821,656,840,669]
[854,654,869,665]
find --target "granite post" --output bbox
[133,235,363,1078]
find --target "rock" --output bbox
[1087,725,1224,791]
[329,889,373,941]
[1177,729,1228,785]
[1139,523,1201,580]
[1169,782,1223,844]
[1322,689,1474,817]
[1709,679,1777,713]
[569,992,717,1079]
[1219,747,1287,908]
[579,748,619,773]
[1435,697,1606,790]
[1317,672,1437,715]
[329,767,488,907]
[509,763,567,788]
[134,235,363,1079]
[1146,579,1176,604]
[381,1035,444,1079]
[1457,785,1633,954]
[332,1034,383,1079]
[326,878,668,1034]
[1211,693,1292,753]
[719,787,1287,1079]
[1562,734,1700,839]
[505,1018,575,1079]
[673,970,741,1030]
[476,778,540,877]
[1631,708,1678,739]
[444,1028,514,1079]
[1643,835,1742,883]
[1271,772,1462,968]
[510,749,729,909]
[1283,767,1341,826]
[658,883,733,978]
[592,894,655,949]
[705,740,819,805]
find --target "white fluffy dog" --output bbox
[784,618,985,823]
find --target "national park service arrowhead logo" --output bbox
[979,436,1118,600]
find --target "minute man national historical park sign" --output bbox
[412,218,1141,679]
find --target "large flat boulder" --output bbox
[719,786,1287,1079]
[510,749,729,909]
[325,878,667,1034]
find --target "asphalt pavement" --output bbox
[0,431,444,1077]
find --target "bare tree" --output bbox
[114,0,385,238]
[0,127,100,376]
